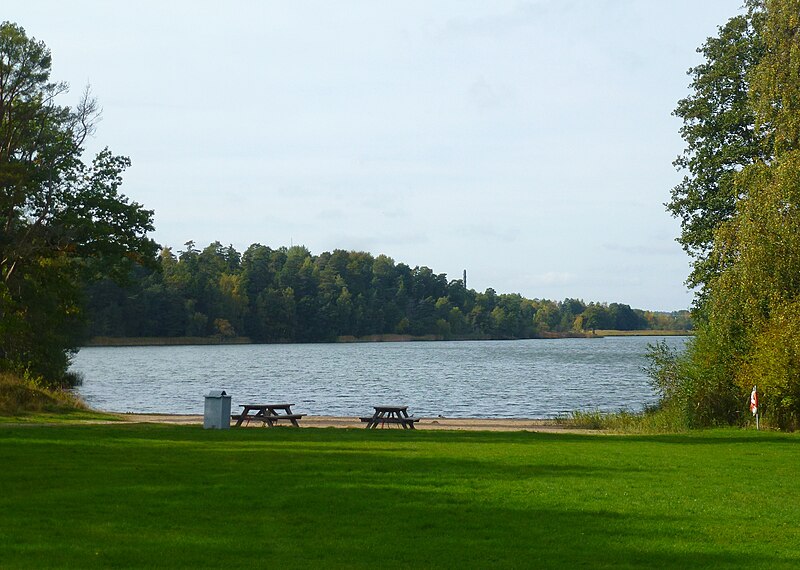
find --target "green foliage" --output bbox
[580,303,614,331]
[85,242,692,343]
[702,0,800,429]
[742,302,800,429]
[657,0,800,430]
[0,257,84,380]
[703,152,800,429]
[0,22,156,386]
[645,336,743,428]
[668,1,766,309]
[643,340,686,405]
[750,0,800,154]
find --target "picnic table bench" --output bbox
[361,405,419,429]
[232,404,305,427]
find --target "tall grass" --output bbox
[556,339,703,433]
[0,372,88,416]
[557,406,690,433]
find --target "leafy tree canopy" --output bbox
[0,22,156,383]
[668,0,766,313]
[657,0,800,430]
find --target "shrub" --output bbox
[740,302,800,431]
[0,372,88,416]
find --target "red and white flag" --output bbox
[750,385,758,416]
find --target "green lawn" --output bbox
[0,424,798,568]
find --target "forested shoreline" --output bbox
[84,241,692,344]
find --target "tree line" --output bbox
[85,241,691,343]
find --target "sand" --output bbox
[118,413,593,433]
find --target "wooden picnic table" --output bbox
[360,405,419,429]
[232,403,305,427]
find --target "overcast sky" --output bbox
[8,1,746,311]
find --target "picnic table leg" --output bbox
[399,409,411,429]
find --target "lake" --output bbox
[70,336,687,418]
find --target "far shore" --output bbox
[84,330,692,347]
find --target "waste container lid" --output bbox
[205,389,228,398]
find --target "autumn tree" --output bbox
[705,0,800,428]
[664,0,800,428]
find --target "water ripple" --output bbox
[70,337,688,418]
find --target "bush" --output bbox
[740,302,800,431]
[643,336,747,429]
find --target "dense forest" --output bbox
[85,241,692,343]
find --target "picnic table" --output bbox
[232,404,305,427]
[360,405,419,429]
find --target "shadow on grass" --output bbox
[7,421,798,447]
[2,423,799,568]
[214,422,799,446]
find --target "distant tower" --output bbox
[463,269,467,289]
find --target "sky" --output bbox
[7,1,747,311]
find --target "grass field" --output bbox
[1,424,798,569]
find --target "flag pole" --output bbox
[750,385,759,431]
[754,385,759,431]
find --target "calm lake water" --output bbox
[70,336,688,418]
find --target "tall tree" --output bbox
[0,22,156,383]
[668,0,800,429]
[668,1,766,312]
[706,0,800,428]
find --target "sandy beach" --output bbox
[119,413,593,433]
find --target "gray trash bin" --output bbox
[204,389,231,429]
